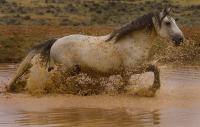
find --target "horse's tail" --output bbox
[8,38,57,90]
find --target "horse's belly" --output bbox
[51,38,122,73]
[77,43,122,73]
[81,53,121,73]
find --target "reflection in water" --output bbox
[16,108,160,127]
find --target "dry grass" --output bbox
[0,0,199,26]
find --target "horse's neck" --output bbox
[113,30,157,67]
[115,29,156,47]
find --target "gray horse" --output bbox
[8,7,184,94]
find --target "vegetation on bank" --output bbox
[0,0,199,26]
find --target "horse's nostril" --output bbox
[179,37,183,42]
[172,35,184,45]
[175,41,181,46]
[172,37,182,46]
[181,38,184,42]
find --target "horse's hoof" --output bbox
[134,87,157,97]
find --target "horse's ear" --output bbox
[160,7,172,20]
[164,7,172,15]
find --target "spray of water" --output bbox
[12,55,155,96]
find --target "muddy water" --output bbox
[0,63,17,85]
[0,64,200,127]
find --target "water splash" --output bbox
[10,55,155,96]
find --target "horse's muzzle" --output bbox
[172,35,184,46]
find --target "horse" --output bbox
[8,7,184,94]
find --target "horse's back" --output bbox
[50,34,122,73]
[59,34,107,42]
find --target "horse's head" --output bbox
[153,7,184,46]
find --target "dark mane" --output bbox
[106,12,160,42]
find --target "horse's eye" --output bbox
[165,21,171,26]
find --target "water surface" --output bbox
[0,64,200,127]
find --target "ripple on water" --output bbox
[15,108,160,127]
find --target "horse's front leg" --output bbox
[130,64,161,97]
[145,64,161,92]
